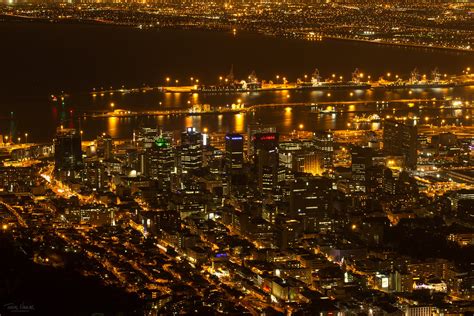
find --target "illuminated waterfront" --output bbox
[0,22,472,141]
[1,7,474,315]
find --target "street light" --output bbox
[24,133,28,143]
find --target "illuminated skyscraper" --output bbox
[146,132,175,191]
[351,146,374,193]
[225,133,244,172]
[383,119,417,170]
[97,133,113,160]
[179,127,203,174]
[253,132,280,193]
[54,128,83,177]
[290,176,333,233]
[313,130,334,174]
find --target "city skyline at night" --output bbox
[0,1,473,315]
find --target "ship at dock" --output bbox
[167,67,472,95]
[297,68,372,90]
[374,68,457,89]
[191,68,262,93]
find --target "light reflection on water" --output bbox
[79,98,473,140]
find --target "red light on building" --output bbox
[253,133,277,141]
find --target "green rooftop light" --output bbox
[154,136,169,148]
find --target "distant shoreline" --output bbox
[323,35,473,54]
[1,14,472,54]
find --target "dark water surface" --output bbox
[0,22,472,141]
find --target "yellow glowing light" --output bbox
[299,124,304,129]
[2,224,7,230]
[203,127,208,133]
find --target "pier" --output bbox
[82,99,471,119]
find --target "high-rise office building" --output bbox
[383,119,417,169]
[313,131,334,173]
[54,128,83,176]
[253,132,280,193]
[247,123,276,158]
[351,146,375,193]
[290,176,333,233]
[225,133,244,172]
[146,132,175,190]
[97,133,113,160]
[179,127,203,174]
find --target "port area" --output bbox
[82,98,471,119]
[91,76,474,96]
